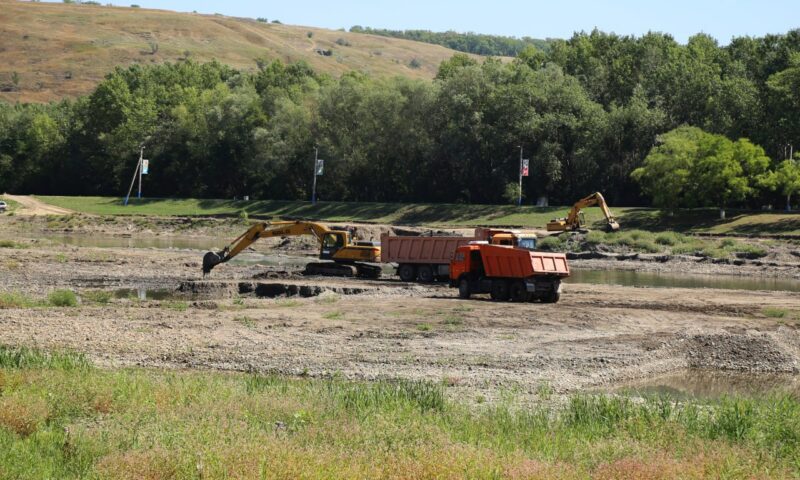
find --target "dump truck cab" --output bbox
[449,243,569,303]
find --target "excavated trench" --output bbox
[178,280,376,298]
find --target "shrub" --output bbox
[409,58,422,69]
[48,289,78,307]
[256,17,267,23]
[537,236,564,251]
[655,232,683,246]
[336,38,351,47]
[307,31,313,38]
[0,240,23,248]
[584,231,606,245]
[0,292,38,308]
[82,290,112,304]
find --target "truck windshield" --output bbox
[517,238,537,250]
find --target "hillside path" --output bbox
[3,194,73,215]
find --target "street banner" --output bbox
[521,158,529,177]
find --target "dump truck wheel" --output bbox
[398,264,416,282]
[417,265,434,283]
[490,280,509,301]
[542,291,561,303]
[509,281,530,302]
[458,278,471,299]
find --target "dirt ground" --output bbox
[1,215,800,403]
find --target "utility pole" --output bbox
[137,146,144,199]
[124,146,144,206]
[311,147,319,204]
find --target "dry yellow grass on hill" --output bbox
[0,0,482,103]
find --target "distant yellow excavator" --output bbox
[546,192,620,232]
[202,221,382,278]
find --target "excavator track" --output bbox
[303,262,382,279]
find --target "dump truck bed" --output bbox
[479,244,570,278]
[380,233,476,265]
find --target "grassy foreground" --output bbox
[35,195,800,234]
[1,347,799,479]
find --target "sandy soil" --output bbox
[3,194,74,215]
[1,224,799,403]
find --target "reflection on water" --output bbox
[567,269,800,293]
[39,233,222,251]
[615,370,800,400]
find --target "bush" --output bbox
[82,290,112,304]
[48,289,78,307]
[655,232,683,246]
[409,58,422,69]
[307,31,313,38]
[537,235,564,251]
[336,38,351,47]
[584,231,606,245]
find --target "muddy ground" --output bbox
[1,214,800,403]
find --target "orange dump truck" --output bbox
[449,243,570,303]
[380,228,538,282]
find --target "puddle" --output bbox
[567,269,800,293]
[614,370,800,400]
[113,288,183,301]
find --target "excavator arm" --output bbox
[202,221,332,274]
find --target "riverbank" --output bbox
[24,194,800,235]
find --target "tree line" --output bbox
[1,28,799,209]
[349,26,550,57]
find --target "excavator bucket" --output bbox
[202,251,225,275]
[606,221,620,232]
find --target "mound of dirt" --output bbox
[683,333,799,373]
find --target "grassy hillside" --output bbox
[0,0,482,103]
[35,196,800,235]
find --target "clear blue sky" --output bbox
[79,0,800,44]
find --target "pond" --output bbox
[613,369,800,400]
[566,269,800,293]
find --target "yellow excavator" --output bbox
[202,221,382,278]
[546,192,620,232]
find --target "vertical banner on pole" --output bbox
[521,158,529,177]
[315,159,324,176]
[141,159,149,175]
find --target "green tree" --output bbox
[633,126,768,215]
[766,158,800,210]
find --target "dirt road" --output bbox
[1,231,798,402]
[3,194,73,215]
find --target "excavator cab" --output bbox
[320,232,347,260]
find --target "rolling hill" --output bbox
[0,0,486,103]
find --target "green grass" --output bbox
[36,195,800,234]
[1,348,799,478]
[234,315,256,328]
[0,292,40,309]
[763,307,789,318]
[562,229,771,259]
[322,311,344,320]
[81,291,112,305]
[0,240,25,249]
